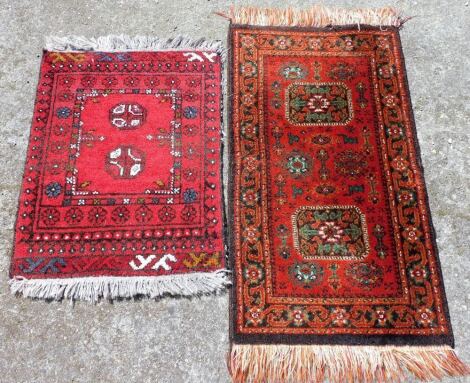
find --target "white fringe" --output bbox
[229,344,470,382]
[9,270,230,303]
[45,34,227,61]
[218,5,408,28]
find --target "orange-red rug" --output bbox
[224,6,469,382]
[9,36,228,301]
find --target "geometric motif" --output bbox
[286,82,353,126]
[292,205,369,260]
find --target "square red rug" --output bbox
[9,36,228,301]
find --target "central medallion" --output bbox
[285,82,353,126]
[292,205,369,260]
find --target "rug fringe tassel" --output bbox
[229,344,470,383]
[216,5,409,28]
[45,34,226,60]
[9,270,230,302]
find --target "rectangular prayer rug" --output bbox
[9,36,228,301]
[223,5,469,382]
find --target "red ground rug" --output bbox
[223,6,469,382]
[9,36,228,301]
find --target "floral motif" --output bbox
[165,76,180,87]
[58,91,73,102]
[183,91,199,102]
[243,226,261,243]
[135,205,152,223]
[241,189,259,206]
[88,207,107,225]
[290,262,324,287]
[53,125,68,136]
[158,206,176,222]
[244,264,264,284]
[124,77,140,87]
[279,62,307,80]
[183,106,198,119]
[45,182,62,198]
[242,156,258,172]
[287,306,309,326]
[334,150,368,178]
[41,208,60,226]
[181,205,197,222]
[408,263,429,284]
[307,37,323,50]
[372,307,393,327]
[186,77,201,87]
[402,226,422,243]
[245,307,264,326]
[346,262,383,289]
[80,75,96,87]
[271,35,293,50]
[183,124,198,136]
[144,76,160,87]
[415,307,436,327]
[328,62,356,81]
[317,222,344,243]
[101,76,118,87]
[240,61,258,77]
[287,82,352,125]
[183,168,198,181]
[64,207,84,224]
[294,206,369,260]
[331,308,351,327]
[56,107,71,119]
[285,151,311,177]
[111,206,130,224]
[58,75,75,87]
[183,188,198,203]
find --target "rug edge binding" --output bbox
[217,5,409,28]
[9,270,231,302]
[229,344,470,382]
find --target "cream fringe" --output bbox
[45,34,226,61]
[229,344,470,383]
[217,5,408,28]
[9,270,230,303]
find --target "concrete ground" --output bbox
[0,0,468,382]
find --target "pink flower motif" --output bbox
[331,308,350,327]
[382,94,399,107]
[373,307,390,327]
[343,36,355,51]
[245,307,264,326]
[307,38,322,50]
[240,35,256,48]
[415,307,435,327]
[318,222,344,243]
[124,77,140,87]
[288,307,308,326]
[243,226,260,243]
[402,226,422,243]
[307,95,330,112]
[273,36,293,50]
[391,156,409,172]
